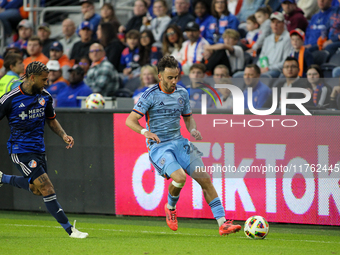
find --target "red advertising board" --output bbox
[114,114,340,225]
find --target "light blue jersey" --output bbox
[133,84,192,147]
[133,83,204,178]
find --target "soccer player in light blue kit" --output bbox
[126,56,241,235]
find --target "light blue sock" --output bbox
[209,197,225,220]
[167,192,179,209]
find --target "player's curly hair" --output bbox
[20,61,49,80]
[157,56,179,74]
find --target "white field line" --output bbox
[0,223,339,244]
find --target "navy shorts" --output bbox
[10,153,47,183]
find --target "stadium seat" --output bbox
[312,50,329,67]
[114,88,134,98]
[124,77,141,92]
[321,52,340,78]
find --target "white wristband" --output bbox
[191,128,196,133]
[141,129,148,135]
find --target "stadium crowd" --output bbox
[1,0,340,109]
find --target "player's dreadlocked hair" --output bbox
[20,61,49,80]
[157,56,179,74]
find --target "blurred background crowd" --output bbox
[1,0,340,110]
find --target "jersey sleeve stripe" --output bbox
[47,113,56,119]
[0,87,20,104]
[182,113,192,117]
[141,84,159,99]
[133,109,144,116]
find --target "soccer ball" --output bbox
[85,93,105,109]
[244,215,269,239]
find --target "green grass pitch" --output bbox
[0,210,339,255]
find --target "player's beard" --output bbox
[163,80,176,93]
[31,83,43,95]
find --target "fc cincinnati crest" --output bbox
[177,97,184,106]
[159,157,166,167]
[28,160,37,168]
[39,97,45,106]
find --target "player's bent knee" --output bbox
[172,180,185,188]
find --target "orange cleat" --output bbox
[219,220,241,236]
[164,203,178,231]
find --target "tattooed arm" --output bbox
[46,119,74,149]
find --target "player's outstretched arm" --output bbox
[46,119,74,149]
[183,116,202,140]
[126,111,161,143]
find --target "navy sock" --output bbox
[167,192,180,208]
[43,194,72,235]
[209,197,225,220]
[2,174,30,191]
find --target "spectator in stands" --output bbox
[281,0,308,32]
[139,30,163,66]
[79,0,101,39]
[23,36,49,69]
[0,0,26,40]
[119,30,140,78]
[59,18,80,59]
[100,3,120,35]
[319,2,340,57]
[289,29,314,77]
[97,22,125,71]
[169,0,195,31]
[49,41,72,81]
[201,46,231,76]
[187,63,214,109]
[297,0,319,19]
[45,60,68,104]
[306,64,332,107]
[250,5,272,54]
[140,0,171,43]
[256,12,293,78]
[37,23,55,58]
[11,19,33,58]
[241,14,259,51]
[177,22,210,75]
[237,0,265,23]
[162,24,184,56]
[305,0,333,53]
[3,45,22,59]
[206,29,244,75]
[119,0,148,34]
[264,56,312,108]
[76,56,91,78]
[0,53,24,97]
[133,65,159,103]
[70,21,98,62]
[193,0,214,44]
[206,0,239,43]
[56,65,92,107]
[86,43,120,96]
[243,64,272,109]
[213,64,233,109]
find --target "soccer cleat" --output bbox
[69,220,89,239]
[164,203,178,231]
[219,220,241,236]
[0,171,3,187]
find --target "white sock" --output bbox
[167,204,176,210]
[217,217,226,227]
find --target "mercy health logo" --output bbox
[199,84,312,128]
